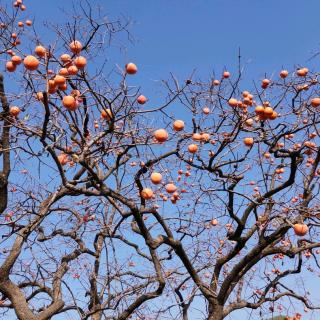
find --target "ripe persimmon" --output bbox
[154,129,168,143]
[62,95,77,111]
[280,70,288,78]
[150,172,162,184]
[35,45,46,58]
[74,56,87,69]
[9,106,20,117]
[11,55,22,65]
[141,188,153,200]
[243,137,254,147]
[188,144,198,153]
[67,65,78,75]
[293,223,308,236]
[69,40,82,54]
[23,55,40,71]
[6,61,16,72]
[125,63,137,75]
[296,68,308,77]
[54,75,66,86]
[311,98,320,108]
[223,71,230,78]
[173,120,184,131]
[101,109,112,120]
[137,95,147,104]
[165,183,177,193]
[228,98,238,107]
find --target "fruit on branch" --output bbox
[154,129,168,143]
[53,75,66,86]
[62,95,77,111]
[296,67,308,77]
[11,55,22,65]
[137,95,147,104]
[173,120,185,131]
[74,56,87,69]
[261,78,270,89]
[69,40,82,54]
[150,172,162,184]
[60,53,72,64]
[165,183,177,194]
[6,61,16,72]
[311,98,320,108]
[141,188,154,200]
[280,70,289,78]
[293,223,309,236]
[228,98,238,107]
[67,65,78,75]
[188,144,198,153]
[223,71,230,78]
[125,62,138,75]
[202,107,210,115]
[9,106,21,117]
[243,137,254,147]
[34,45,46,57]
[23,55,40,71]
[101,109,112,121]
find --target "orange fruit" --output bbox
[125,62,138,75]
[23,55,40,71]
[154,129,168,143]
[62,95,77,111]
[69,40,82,54]
[173,120,185,131]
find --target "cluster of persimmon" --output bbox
[141,169,189,204]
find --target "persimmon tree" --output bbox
[1,2,320,320]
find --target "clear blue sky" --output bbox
[6,1,320,319]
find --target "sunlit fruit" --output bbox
[141,188,154,200]
[223,71,230,78]
[150,172,162,184]
[137,95,147,104]
[11,55,22,65]
[58,68,69,76]
[165,183,177,193]
[261,79,270,88]
[9,106,20,117]
[243,137,254,147]
[296,68,308,77]
[311,98,320,108]
[6,61,16,72]
[154,129,168,143]
[101,109,112,120]
[202,107,210,114]
[60,54,71,64]
[35,45,46,57]
[69,40,82,54]
[74,56,87,69]
[255,105,264,114]
[188,144,198,153]
[228,98,238,107]
[280,70,288,78]
[293,223,308,236]
[68,65,78,75]
[125,62,137,75]
[62,95,77,111]
[54,75,66,86]
[23,55,40,71]
[173,120,185,131]
[269,111,278,120]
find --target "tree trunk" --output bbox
[207,303,223,320]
